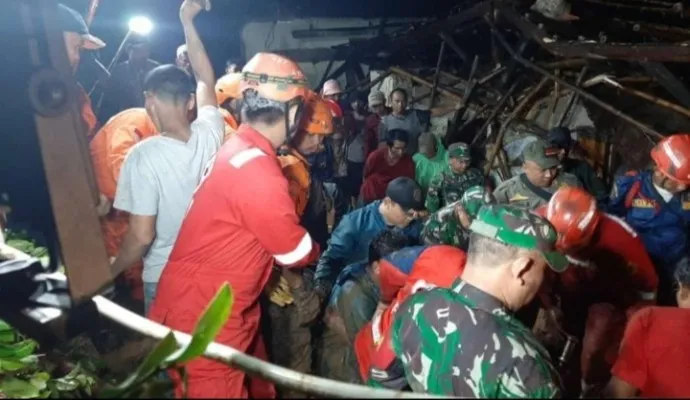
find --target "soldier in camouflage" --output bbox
[494,139,582,210]
[375,204,568,398]
[420,185,495,248]
[425,142,485,213]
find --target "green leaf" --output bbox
[165,283,233,365]
[99,332,179,399]
[29,372,50,391]
[0,340,38,359]
[0,377,41,399]
[0,358,31,372]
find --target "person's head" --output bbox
[545,186,600,253]
[418,132,437,158]
[650,133,690,194]
[368,91,387,116]
[127,34,151,65]
[295,95,334,155]
[367,230,416,287]
[175,45,190,72]
[381,177,425,228]
[464,205,568,311]
[226,58,242,74]
[350,92,367,114]
[675,259,690,308]
[58,3,105,73]
[448,142,472,174]
[522,139,563,188]
[386,129,409,163]
[143,65,195,132]
[546,127,573,162]
[456,185,495,229]
[321,79,343,102]
[240,52,310,148]
[389,88,408,115]
[215,72,243,123]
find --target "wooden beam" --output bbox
[640,62,690,108]
[498,6,690,62]
[486,16,665,142]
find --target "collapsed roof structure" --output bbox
[276,0,690,185]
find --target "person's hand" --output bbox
[180,0,211,22]
[96,193,112,217]
[414,210,429,220]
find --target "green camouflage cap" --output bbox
[448,142,471,160]
[523,139,561,169]
[469,204,568,272]
[461,186,495,219]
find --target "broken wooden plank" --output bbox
[439,32,468,63]
[429,41,447,110]
[390,66,464,101]
[557,65,589,126]
[487,17,664,142]
[471,79,521,146]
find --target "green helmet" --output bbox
[469,204,568,272]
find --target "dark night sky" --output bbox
[63,0,455,75]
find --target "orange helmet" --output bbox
[240,52,310,103]
[546,186,601,251]
[650,133,690,185]
[300,96,334,135]
[216,73,242,106]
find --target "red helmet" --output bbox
[546,186,601,251]
[650,133,690,185]
[324,99,343,118]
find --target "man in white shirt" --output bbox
[111,0,223,313]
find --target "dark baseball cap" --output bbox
[57,3,105,50]
[523,139,561,169]
[547,127,573,149]
[385,177,425,212]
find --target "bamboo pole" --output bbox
[429,41,447,110]
[0,245,448,400]
[545,71,560,128]
[583,75,690,119]
[484,77,550,177]
[486,18,664,143]
[342,70,392,95]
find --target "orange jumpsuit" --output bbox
[90,108,158,300]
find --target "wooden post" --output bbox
[429,41,447,111]
[470,79,521,146]
[556,65,588,127]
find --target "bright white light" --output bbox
[128,16,153,35]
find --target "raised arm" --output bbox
[180,0,216,109]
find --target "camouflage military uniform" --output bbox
[374,204,568,397]
[426,143,484,213]
[494,139,582,210]
[421,186,495,248]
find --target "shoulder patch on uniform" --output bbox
[509,194,530,203]
[229,147,266,168]
[604,213,638,237]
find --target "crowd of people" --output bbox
[9,0,690,398]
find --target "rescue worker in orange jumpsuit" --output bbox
[356,245,467,387]
[263,93,334,398]
[58,3,105,138]
[215,72,242,141]
[90,108,158,304]
[149,51,320,398]
[536,187,659,395]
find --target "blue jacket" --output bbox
[306,145,334,182]
[608,170,690,270]
[314,200,423,292]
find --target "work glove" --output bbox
[264,268,294,308]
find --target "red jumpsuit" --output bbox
[536,207,658,385]
[354,245,467,382]
[149,125,320,399]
